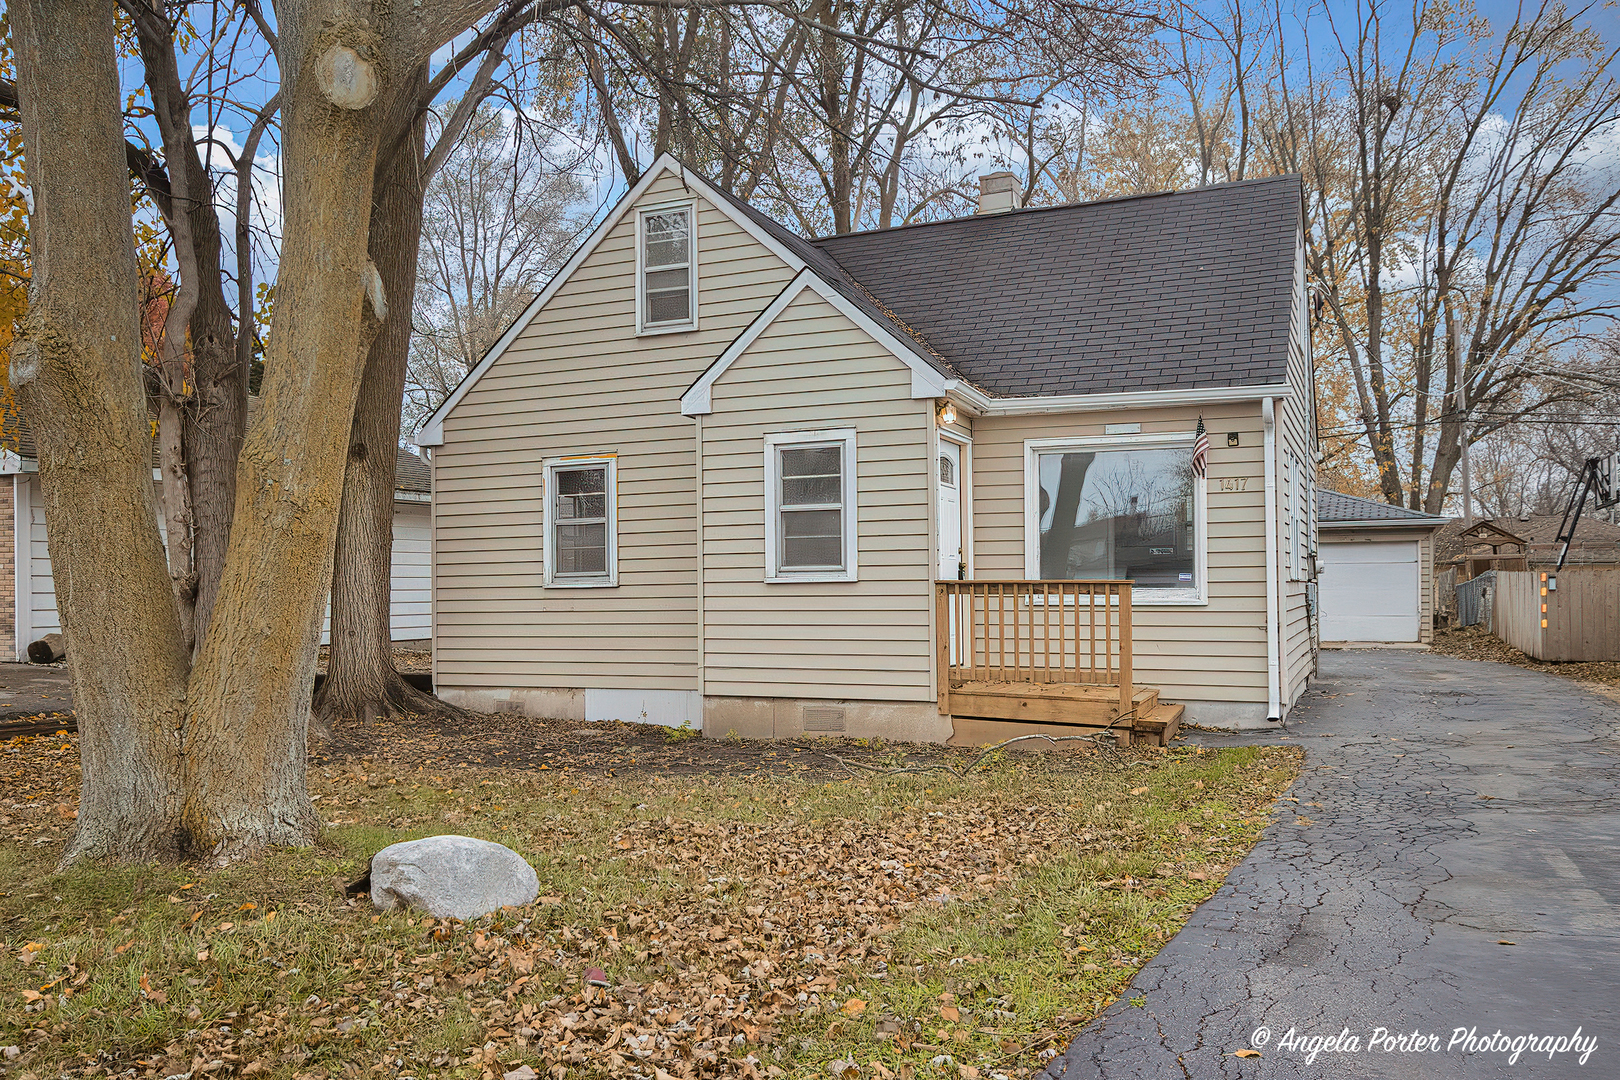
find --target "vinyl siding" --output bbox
[699,292,934,701]
[432,172,798,692]
[970,401,1271,705]
[1281,226,1318,707]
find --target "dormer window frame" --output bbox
[635,199,699,335]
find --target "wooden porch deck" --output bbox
[936,581,1183,747]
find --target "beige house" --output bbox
[416,156,1319,740]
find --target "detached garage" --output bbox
[1316,490,1447,645]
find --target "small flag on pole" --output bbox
[1192,416,1209,479]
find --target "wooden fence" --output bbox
[1456,570,1495,631]
[1494,569,1620,661]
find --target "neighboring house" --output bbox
[416,155,1319,738]
[0,428,433,659]
[1438,514,1620,575]
[1316,490,1447,644]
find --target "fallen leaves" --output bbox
[1,725,1301,1080]
[137,973,168,1004]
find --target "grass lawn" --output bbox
[2,723,1299,1080]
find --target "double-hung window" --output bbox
[544,456,617,587]
[765,429,857,582]
[1024,433,1206,603]
[637,203,696,332]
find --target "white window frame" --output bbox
[543,454,619,588]
[764,428,858,583]
[635,200,698,335]
[1285,447,1309,581]
[1284,450,1296,581]
[1022,432,1208,606]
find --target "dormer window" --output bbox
[637,203,696,333]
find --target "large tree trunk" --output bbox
[10,0,192,864]
[317,69,448,730]
[178,16,389,859]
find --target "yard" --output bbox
[2,715,1299,1080]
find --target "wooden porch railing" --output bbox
[936,580,1132,716]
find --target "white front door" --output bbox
[937,441,962,579]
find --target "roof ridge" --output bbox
[810,173,1303,244]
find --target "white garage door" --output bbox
[1319,540,1421,642]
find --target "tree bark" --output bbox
[131,10,245,650]
[178,13,389,859]
[10,0,192,865]
[316,66,448,731]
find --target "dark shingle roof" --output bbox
[1318,489,1446,526]
[394,448,431,493]
[808,176,1303,397]
[701,182,969,384]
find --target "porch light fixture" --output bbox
[937,400,958,427]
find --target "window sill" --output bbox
[545,578,618,589]
[765,572,859,584]
[1020,589,1208,607]
[1132,590,1208,606]
[636,321,697,337]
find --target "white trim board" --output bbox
[542,454,620,588]
[681,269,951,415]
[763,427,859,583]
[945,382,1294,418]
[634,198,700,336]
[415,154,812,447]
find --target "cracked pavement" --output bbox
[1046,650,1620,1078]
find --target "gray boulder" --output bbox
[369,835,539,920]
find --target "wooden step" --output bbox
[947,681,1157,727]
[1132,703,1185,747]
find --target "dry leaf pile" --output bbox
[1430,627,1620,688]
[1,727,1300,1080]
[2,730,83,849]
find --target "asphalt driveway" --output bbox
[1047,650,1620,1078]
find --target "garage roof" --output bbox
[1318,490,1448,529]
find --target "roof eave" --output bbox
[946,382,1293,417]
[1320,517,1448,530]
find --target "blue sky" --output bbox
[108,0,1620,300]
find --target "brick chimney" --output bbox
[977,171,1018,215]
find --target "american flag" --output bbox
[1191,417,1209,479]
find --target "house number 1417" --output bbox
[1219,477,1250,492]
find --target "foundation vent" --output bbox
[803,706,847,732]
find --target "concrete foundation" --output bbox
[703,696,951,743]
[440,684,1287,737]
[437,686,586,721]
[1173,699,1278,730]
